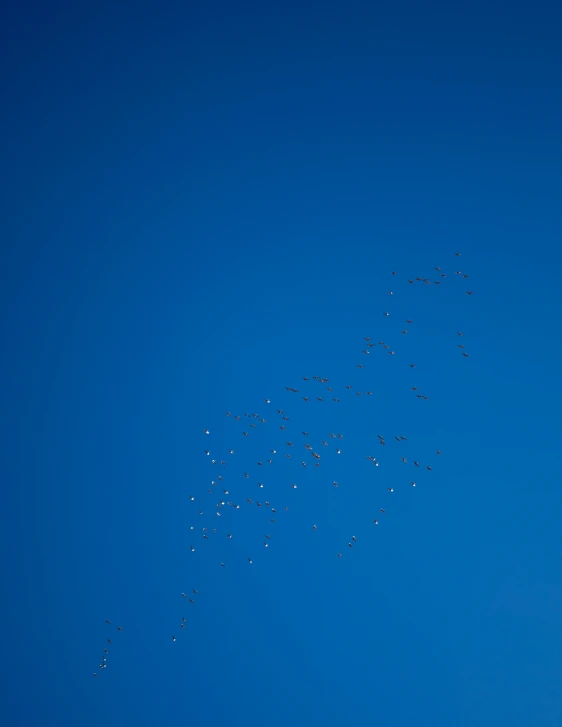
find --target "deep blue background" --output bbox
[3,1,562,725]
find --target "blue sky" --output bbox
[3,1,562,725]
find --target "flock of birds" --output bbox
[94,253,473,677]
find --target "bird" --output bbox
[436,450,442,455]
[466,291,474,295]
[117,627,123,632]
[204,429,210,435]
[454,252,461,256]
[105,620,111,624]
[172,636,176,642]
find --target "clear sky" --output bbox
[3,1,562,725]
